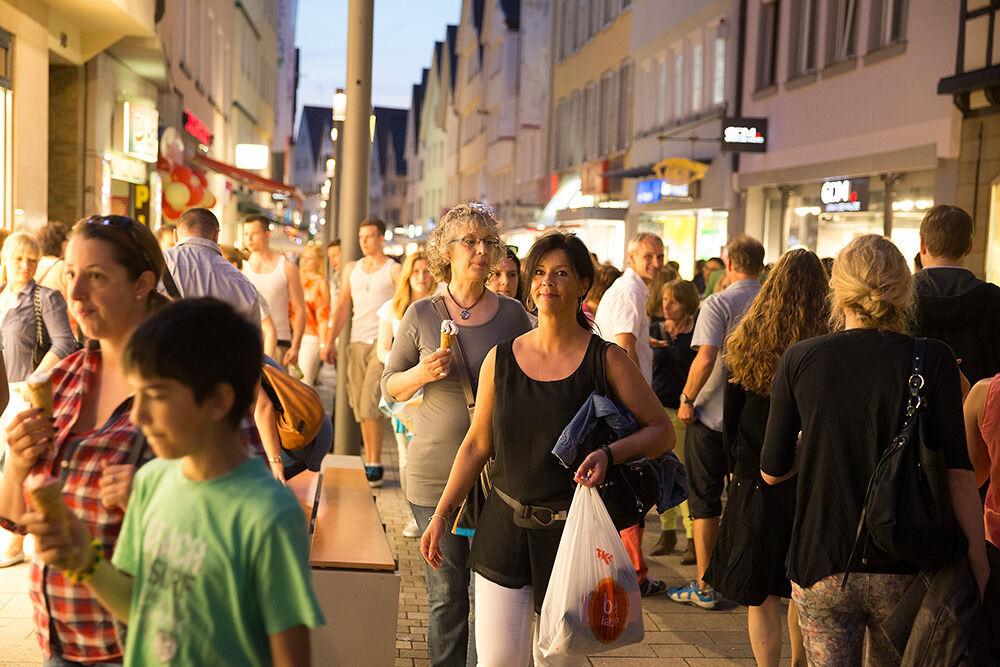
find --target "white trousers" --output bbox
[474,574,587,667]
[298,333,322,386]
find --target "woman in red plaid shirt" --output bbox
[0,215,169,665]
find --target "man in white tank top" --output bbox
[241,215,307,369]
[325,218,401,486]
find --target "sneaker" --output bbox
[365,464,384,488]
[402,518,421,538]
[0,551,25,568]
[651,530,677,556]
[667,580,718,609]
[639,577,667,597]
[679,540,696,565]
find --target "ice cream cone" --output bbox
[26,372,54,419]
[441,332,454,349]
[27,478,68,525]
[440,319,458,350]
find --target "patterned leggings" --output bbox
[791,571,917,666]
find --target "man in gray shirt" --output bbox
[668,234,765,610]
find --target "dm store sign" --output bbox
[821,177,869,213]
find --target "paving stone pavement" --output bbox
[0,422,794,666]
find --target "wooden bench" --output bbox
[287,455,400,666]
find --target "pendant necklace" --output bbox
[448,285,486,320]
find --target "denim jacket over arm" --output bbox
[552,391,688,512]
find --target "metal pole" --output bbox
[333,0,373,456]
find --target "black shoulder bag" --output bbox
[430,295,492,537]
[843,337,966,587]
[32,284,52,369]
[592,340,660,531]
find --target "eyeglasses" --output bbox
[85,215,158,274]
[448,236,501,250]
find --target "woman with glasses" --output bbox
[0,232,76,569]
[0,215,169,665]
[382,202,531,666]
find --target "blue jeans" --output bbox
[410,503,477,667]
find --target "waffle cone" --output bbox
[28,480,68,524]
[441,332,454,350]
[26,376,54,418]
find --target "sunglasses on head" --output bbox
[85,215,157,275]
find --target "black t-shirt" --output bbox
[723,380,771,479]
[650,317,697,408]
[760,329,972,587]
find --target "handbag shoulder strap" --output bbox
[431,295,476,415]
[593,336,615,398]
[32,283,48,347]
[161,264,182,299]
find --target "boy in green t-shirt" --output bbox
[26,298,324,666]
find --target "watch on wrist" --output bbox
[679,392,695,406]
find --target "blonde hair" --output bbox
[300,243,327,279]
[392,251,430,320]
[726,249,830,395]
[829,234,913,334]
[1,231,42,284]
[646,265,679,318]
[426,202,505,282]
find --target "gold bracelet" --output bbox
[268,456,282,464]
[65,539,103,584]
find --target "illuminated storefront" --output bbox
[754,170,936,266]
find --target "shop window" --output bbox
[826,0,859,65]
[788,0,818,78]
[755,0,780,91]
[868,0,907,52]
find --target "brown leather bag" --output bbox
[261,365,324,450]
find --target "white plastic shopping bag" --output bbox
[537,485,643,658]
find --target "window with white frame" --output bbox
[787,0,818,78]
[868,0,907,51]
[756,0,780,90]
[618,61,632,148]
[673,47,684,119]
[585,81,600,159]
[691,38,703,112]
[713,28,726,105]
[827,0,859,64]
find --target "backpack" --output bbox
[261,365,324,451]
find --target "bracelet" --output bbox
[599,444,614,467]
[430,513,448,524]
[65,539,103,584]
[268,456,282,464]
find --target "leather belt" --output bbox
[493,486,568,528]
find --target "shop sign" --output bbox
[821,177,869,212]
[636,179,692,204]
[721,117,767,153]
[653,158,708,186]
[122,102,159,162]
[184,109,212,146]
[109,153,147,184]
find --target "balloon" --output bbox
[200,190,217,208]
[162,203,182,221]
[192,169,209,189]
[159,127,185,170]
[171,166,193,185]
[185,184,204,208]
[164,182,191,211]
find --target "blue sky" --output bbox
[295,0,461,121]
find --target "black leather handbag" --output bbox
[845,338,965,584]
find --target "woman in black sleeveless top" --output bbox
[421,232,673,666]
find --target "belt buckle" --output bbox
[530,506,555,527]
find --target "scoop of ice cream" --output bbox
[440,319,459,336]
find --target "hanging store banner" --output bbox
[636,179,694,204]
[653,158,708,186]
[117,102,159,163]
[821,176,869,212]
[183,109,213,147]
[721,117,768,153]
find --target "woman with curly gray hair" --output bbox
[382,202,532,666]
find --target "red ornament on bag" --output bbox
[588,577,629,644]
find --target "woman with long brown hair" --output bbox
[704,249,829,667]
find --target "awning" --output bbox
[189,152,304,203]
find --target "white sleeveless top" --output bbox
[349,258,395,343]
[243,255,292,340]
